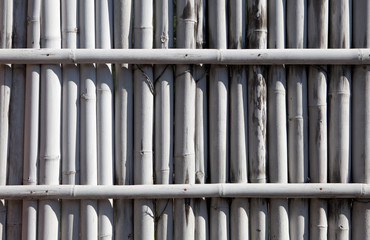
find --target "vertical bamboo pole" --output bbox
[0,1,13,238]
[208,1,229,239]
[194,0,209,239]
[38,0,62,239]
[155,0,173,239]
[133,0,155,239]
[352,0,370,239]
[287,1,309,239]
[61,0,79,239]
[95,1,114,239]
[114,0,134,239]
[307,0,328,239]
[174,0,196,239]
[7,1,26,239]
[268,0,289,239]
[229,0,249,239]
[79,0,98,238]
[247,0,268,239]
[328,1,351,239]
[22,1,41,239]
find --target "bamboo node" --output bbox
[39,155,60,161]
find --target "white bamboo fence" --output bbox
[0,0,369,239]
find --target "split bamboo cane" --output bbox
[22,1,41,239]
[328,1,352,239]
[79,0,98,239]
[208,0,229,239]
[268,0,290,239]
[155,0,174,239]
[133,0,155,239]
[307,0,329,239]
[114,0,134,239]
[247,0,268,239]
[61,0,79,239]
[352,0,370,239]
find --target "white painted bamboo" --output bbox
[155,0,173,239]
[196,2,208,188]
[79,0,98,239]
[194,2,208,238]
[0,183,368,199]
[0,48,369,64]
[247,1,268,239]
[208,1,229,239]
[39,0,62,239]
[41,0,61,236]
[195,1,207,186]
[133,0,155,239]
[0,1,12,238]
[307,1,329,239]
[114,0,133,239]
[287,1,309,239]
[268,0,289,239]
[61,0,79,239]
[328,1,351,239]
[352,1,370,239]
[229,1,249,240]
[0,0,13,48]
[95,1,114,239]
[0,65,11,240]
[22,1,41,239]
[174,1,196,239]
[7,1,26,239]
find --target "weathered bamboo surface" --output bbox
[0,1,369,239]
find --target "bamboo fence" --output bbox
[0,0,369,239]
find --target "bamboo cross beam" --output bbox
[0,48,369,64]
[0,184,369,199]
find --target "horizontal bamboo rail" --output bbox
[0,184,369,199]
[0,48,369,64]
